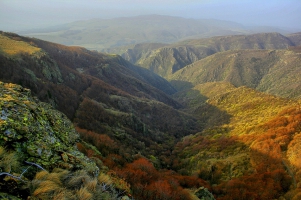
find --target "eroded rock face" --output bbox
[0,81,98,175]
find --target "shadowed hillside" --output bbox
[287,32,301,46]
[0,31,200,163]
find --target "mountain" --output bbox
[0,31,177,102]
[111,32,297,79]
[103,43,168,64]
[0,31,201,163]
[2,29,301,199]
[287,32,301,46]
[19,15,252,50]
[169,48,301,99]
[0,31,217,200]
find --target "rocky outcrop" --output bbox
[0,81,98,175]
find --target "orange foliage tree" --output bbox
[116,157,209,200]
[76,127,119,156]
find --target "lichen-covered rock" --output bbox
[0,81,98,175]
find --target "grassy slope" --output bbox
[170,48,301,99]
[0,34,41,55]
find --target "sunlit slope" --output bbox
[173,82,301,199]
[174,82,292,131]
[0,33,41,55]
[170,48,301,99]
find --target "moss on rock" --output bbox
[0,81,98,175]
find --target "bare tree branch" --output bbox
[0,172,26,182]
[0,161,46,182]
[24,161,46,171]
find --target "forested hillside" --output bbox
[0,32,214,199]
[172,82,301,199]
[0,31,201,157]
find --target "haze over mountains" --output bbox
[19,15,295,51]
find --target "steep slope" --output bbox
[0,32,199,163]
[287,32,301,46]
[0,31,177,103]
[172,82,301,199]
[0,81,105,199]
[20,15,250,50]
[102,43,167,64]
[170,49,277,90]
[0,31,217,200]
[0,81,98,172]
[116,32,296,78]
[170,48,301,99]
[20,33,177,96]
[0,81,142,200]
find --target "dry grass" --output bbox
[0,146,5,157]
[34,171,49,180]
[0,147,20,172]
[0,34,41,55]
[52,189,72,200]
[98,173,113,185]
[47,172,64,186]
[29,168,123,199]
[76,187,93,200]
[66,170,91,189]
[32,180,61,196]
[85,178,98,192]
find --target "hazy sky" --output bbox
[1,0,300,32]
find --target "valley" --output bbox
[1,28,301,200]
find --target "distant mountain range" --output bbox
[105,32,301,99]
[18,15,293,51]
[170,47,301,98]
[107,32,299,77]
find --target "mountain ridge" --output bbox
[111,32,299,79]
[169,48,301,99]
[0,31,200,162]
